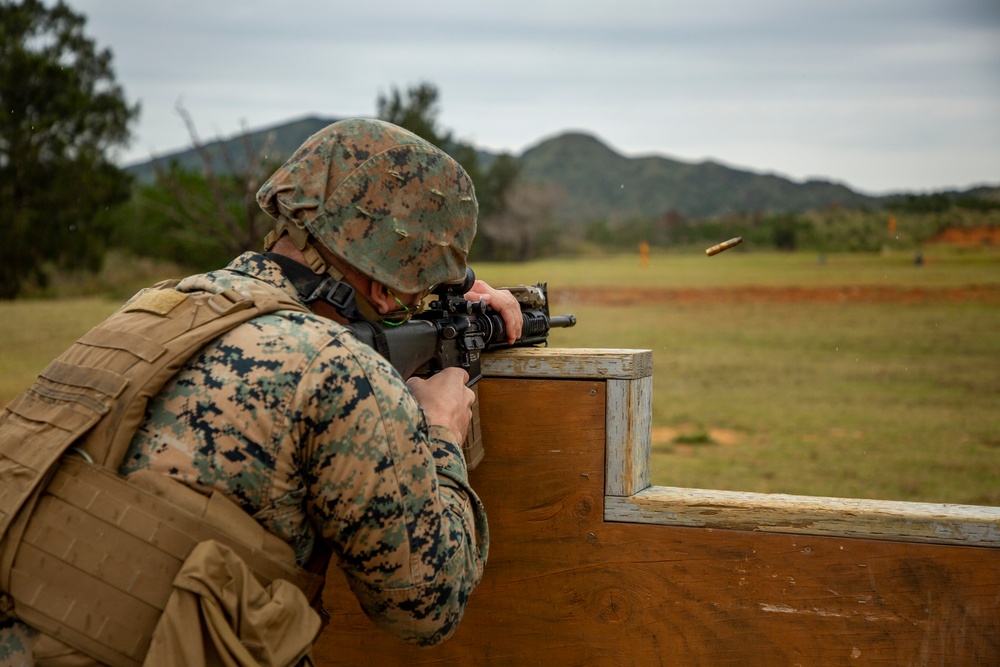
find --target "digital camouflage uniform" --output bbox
[0,118,488,664]
[118,252,488,645]
[0,618,33,667]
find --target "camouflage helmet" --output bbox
[256,118,478,294]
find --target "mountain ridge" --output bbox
[517,131,880,221]
[124,116,996,221]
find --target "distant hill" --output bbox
[125,116,340,184]
[125,116,994,222]
[519,133,880,221]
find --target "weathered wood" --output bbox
[605,375,652,497]
[607,486,1000,546]
[485,348,653,497]
[315,374,1000,666]
[482,347,652,380]
[483,348,1000,546]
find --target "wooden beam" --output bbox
[607,486,1000,546]
[482,347,652,380]
[605,376,652,497]
[485,348,654,497]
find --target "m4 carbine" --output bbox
[345,267,576,467]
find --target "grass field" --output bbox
[2,246,998,506]
[476,246,1000,506]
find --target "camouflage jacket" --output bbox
[116,252,488,646]
[0,253,488,667]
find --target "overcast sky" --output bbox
[71,0,1000,195]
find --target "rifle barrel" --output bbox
[549,314,577,329]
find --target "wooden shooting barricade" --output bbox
[315,348,1000,666]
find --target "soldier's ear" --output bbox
[366,281,396,315]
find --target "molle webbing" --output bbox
[1,283,304,539]
[3,458,321,667]
[76,284,305,467]
[0,280,317,666]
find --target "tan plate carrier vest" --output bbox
[0,281,324,667]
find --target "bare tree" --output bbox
[145,104,277,260]
[476,182,567,261]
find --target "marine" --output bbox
[0,118,521,665]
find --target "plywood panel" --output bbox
[315,376,1000,666]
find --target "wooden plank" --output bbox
[482,347,652,380]
[487,348,654,497]
[605,376,652,497]
[315,376,1000,666]
[607,486,1000,546]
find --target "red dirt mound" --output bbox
[931,226,1000,246]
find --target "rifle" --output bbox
[345,267,576,467]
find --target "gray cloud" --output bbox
[71,0,1000,193]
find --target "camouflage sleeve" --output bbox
[297,333,489,646]
[0,612,35,667]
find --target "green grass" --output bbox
[0,297,122,403]
[541,299,1000,506]
[3,247,998,506]
[475,246,1000,290]
[475,248,1000,506]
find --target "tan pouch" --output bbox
[3,457,321,667]
[462,386,485,470]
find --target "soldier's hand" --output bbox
[464,280,522,344]
[406,367,475,442]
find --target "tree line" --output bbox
[1,0,137,298]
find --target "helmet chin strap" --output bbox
[263,251,371,322]
[263,251,397,362]
[263,221,384,322]
[263,217,330,274]
[264,223,399,325]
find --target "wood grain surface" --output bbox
[315,376,1000,666]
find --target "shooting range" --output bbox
[315,347,1000,666]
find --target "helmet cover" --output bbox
[256,118,478,294]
